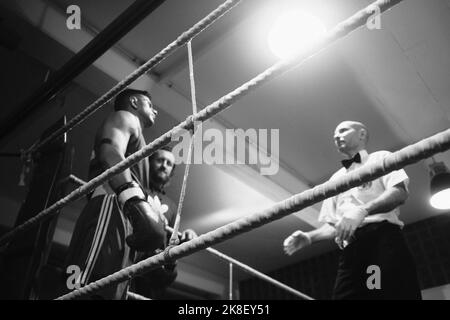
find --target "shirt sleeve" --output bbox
[378,151,410,191]
[318,196,337,224]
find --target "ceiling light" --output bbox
[268,10,326,60]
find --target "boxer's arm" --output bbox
[96,111,138,190]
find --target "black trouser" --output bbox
[332,221,422,300]
[64,195,134,300]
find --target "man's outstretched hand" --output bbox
[283,230,312,256]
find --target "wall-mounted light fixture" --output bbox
[429,158,450,210]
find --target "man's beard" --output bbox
[150,170,170,186]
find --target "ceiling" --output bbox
[0,0,449,291]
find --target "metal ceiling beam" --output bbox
[0,0,166,143]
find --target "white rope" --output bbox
[169,40,200,245]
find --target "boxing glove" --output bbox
[115,181,166,252]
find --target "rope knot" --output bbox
[161,245,177,265]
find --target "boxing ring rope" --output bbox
[0,0,406,249]
[206,246,313,300]
[23,0,243,158]
[169,40,200,245]
[61,175,88,187]
[165,226,313,300]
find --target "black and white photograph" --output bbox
[0,0,449,305]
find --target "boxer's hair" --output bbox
[114,89,151,111]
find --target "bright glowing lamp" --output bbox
[429,161,450,210]
[268,11,326,60]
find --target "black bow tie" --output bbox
[341,153,361,169]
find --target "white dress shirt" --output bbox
[318,150,409,228]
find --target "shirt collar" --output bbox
[359,149,369,164]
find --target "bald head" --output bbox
[337,121,369,141]
[333,121,369,157]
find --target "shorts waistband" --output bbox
[91,184,114,198]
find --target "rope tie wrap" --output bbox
[162,244,177,266]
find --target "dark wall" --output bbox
[240,213,450,300]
